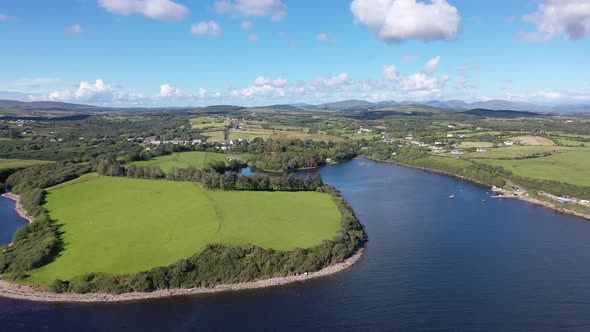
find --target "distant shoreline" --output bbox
[364,157,590,221]
[0,248,364,303]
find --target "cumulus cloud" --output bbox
[400,73,448,94]
[191,21,222,37]
[98,0,188,21]
[378,57,449,98]
[519,0,590,41]
[232,76,289,98]
[382,65,400,81]
[215,0,287,21]
[36,79,115,102]
[254,76,287,87]
[312,73,352,88]
[316,32,336,44]
[65,24,83,36]
[197,88,208,98]
[350,0,461,43]
[158,83,181,98]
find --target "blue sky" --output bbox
[0,0,589,106]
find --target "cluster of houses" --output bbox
[142,136,203,146]
[0,119,36,126]
[446,133,466,138]
[139,135,252,152]
[357,126,373,134]
[538,192,590,207]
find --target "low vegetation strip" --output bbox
[26,176,342,284]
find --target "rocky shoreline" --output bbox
[0,248,364,303]
[496,194,590,221]
[1,192,34,224]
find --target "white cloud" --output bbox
[377,57,449,98]
[215,0,287,21]
[75,80,114,100]
[191,21,222,37]
[98,0,188,21]
[400,73,448,93]
[241,20,253,31]
[232,76,289,98]
[65,24,83,36]
[316,32,336,44]
[350,0,461,43]
[313,73,352,88]
[37,79,115,102]
[197,88,208,98]
[519,0,590,41]
[382,65,400,81]
[0,13,8,22]
[425,56,441,73]
[159,83,181,98]
[254,76,287,87]
[249,33,259,42]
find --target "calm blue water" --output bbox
[2,159,590,331]
[0,196,28,245]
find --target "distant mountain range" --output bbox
[0,98,589,115]
[291,99,590,113]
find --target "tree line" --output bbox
[96,154,325,192]
[232,138,359,172]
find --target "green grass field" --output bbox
[229,131,272,140]
[0,158,51,170]
[28,176,341,283]
[192,122,228,130]
[203,130,226,142]
[129,151,249,172]
[460,141,495,148]
[462,146,574,159]
[556,139,586,147]
[478,150,590,186]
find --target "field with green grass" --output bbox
[28,176,341,283]
[203,130,226,142]
[478,150,590,186]
[0,158,51,170]
[460,141,495,148]
[462,146,574,159]
[129,151,249,172]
